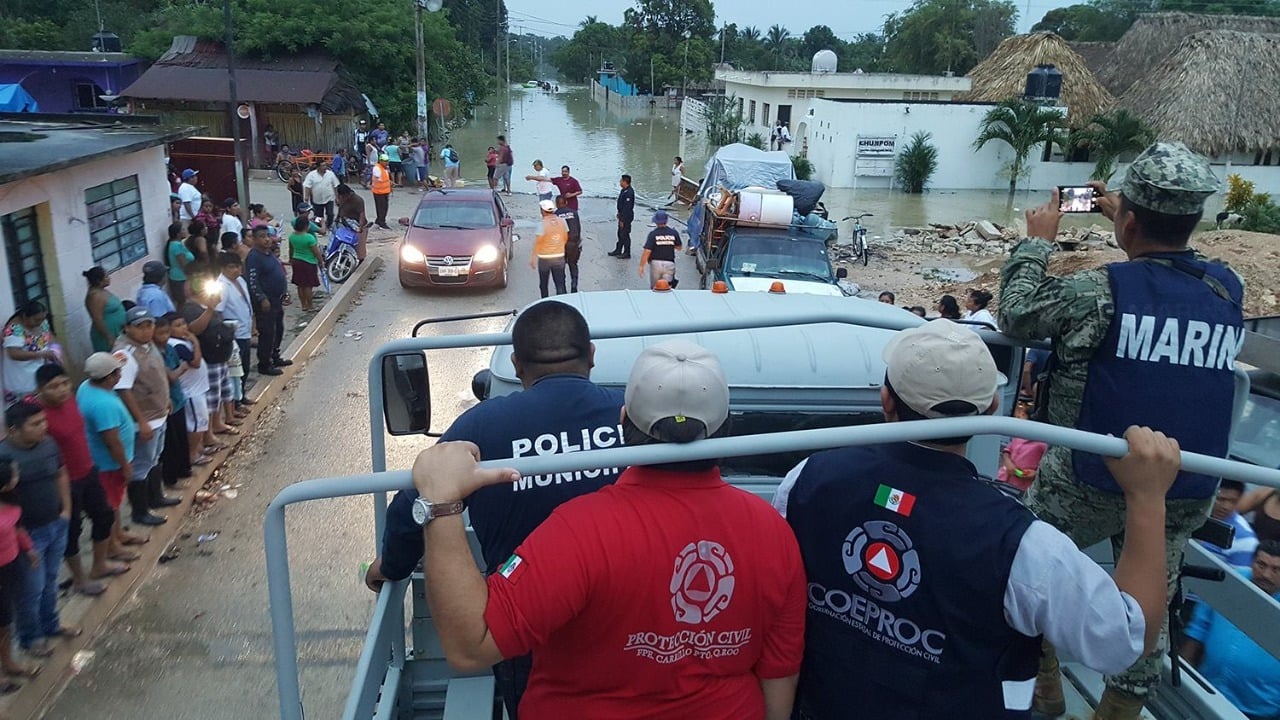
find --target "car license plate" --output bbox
[437,266,462,277]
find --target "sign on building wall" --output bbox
[855,135,897,177]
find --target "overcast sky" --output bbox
[504,0,1076,38]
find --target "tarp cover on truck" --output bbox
[689,144,796,243]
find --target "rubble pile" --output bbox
[855,221,1117,256]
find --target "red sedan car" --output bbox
[398,188,516,289]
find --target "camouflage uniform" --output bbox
[999,143,1235,698]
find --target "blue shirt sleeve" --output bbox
[1184,600,1215,643]
[377,410,477,580]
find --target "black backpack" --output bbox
[447,148,458,163]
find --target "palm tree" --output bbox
[973,99,1063,197]
[579,15,598,29]
[740,26,762,42]
[1071,109,1156,182]
[766,25,791,67]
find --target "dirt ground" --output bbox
[840,229,1280,317]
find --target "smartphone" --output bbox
[1058,185,1102,213]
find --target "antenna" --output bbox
[94,0,104,32]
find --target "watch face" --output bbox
[412,498,429,525]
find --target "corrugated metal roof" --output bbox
[120,36,362,111]
[121,66,335,105]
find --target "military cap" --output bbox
[1120,141,1219,215]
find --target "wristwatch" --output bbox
[412,497,466,526]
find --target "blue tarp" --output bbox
[689,143,796,245]
[0,85,38,112]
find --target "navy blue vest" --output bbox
[1074,253,1244,499]
[787,443,1040,720]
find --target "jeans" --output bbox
[18,517,69,647]
[235,338,252,382]
[373,193,390,226]
[255,304,285,369]
[537,257,566,298]
[131,419,167,482]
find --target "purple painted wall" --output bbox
[0,56,142,114]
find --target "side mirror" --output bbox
[381,352,431,435]
[501,217,514,227]
[471,369,492,402]
[704,257,721,271]
[836,267,848,279]
[397,217,411,227]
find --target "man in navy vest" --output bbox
[1000,142,1245,719]
[365,300,624,718]
[775,319,1179,720]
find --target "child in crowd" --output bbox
[0,457,39,689]
[168,315,211,466]
[996,402,1048,492]
[227,335,245,412]
[155,314,192,488]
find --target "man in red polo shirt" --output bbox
[411,340,805,720]
[34,365,129,596]
[549,165,583,211]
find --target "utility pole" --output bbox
[682,35,689,99]
[223,0,247,211]
[415,1,428,142]
[720,23,726,65]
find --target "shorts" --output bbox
[206,362,232,406]
[291,258,320,288]
[99,469,128,509]
[185,393,211,433]
[389,161,403,174]
[648,259,677,288]
[486,165,496,179]
[495,164,512,185]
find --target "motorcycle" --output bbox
[325,219,362,283]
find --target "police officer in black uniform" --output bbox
[367,301,624,718]
[554,195,582,293]
[609,174,636,259]
[775,320,1180,720]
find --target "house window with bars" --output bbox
[1,207,50,312]
[85,176,148,272]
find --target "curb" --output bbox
[13,256,384,720]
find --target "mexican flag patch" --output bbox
[873,484,916,517]
[498,554,527,584]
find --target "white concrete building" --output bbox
[0,116,196,390]
[714,63,971,155]
[805,98,1280,193]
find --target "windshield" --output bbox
[1232,392,1280,469]
[413,202,496,229]
[728,235,833,280]
[719,410,883,477]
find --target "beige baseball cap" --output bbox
[84,351,125,380]
[882,320,1001,418]
[625,340,730,441]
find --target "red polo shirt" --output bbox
[484,465,806,719]
[38,398,94,481]
[549,176,582,210]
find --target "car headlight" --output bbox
[400,244,426,265]
[473,244,500,264]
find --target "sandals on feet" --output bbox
[91,563,129,579]
[24,642,53,658]
[205,442,229,453]
[191,455,214,466]
[54,626,82,639]
[215,427,241,435]
[120,535,149,546]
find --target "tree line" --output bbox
[0,0,519,130]
[553,0,1280,91]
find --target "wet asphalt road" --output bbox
[41,184,696,720]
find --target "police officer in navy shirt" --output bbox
[775,320,1180,720]
[366,300,623,718]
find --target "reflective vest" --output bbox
[1074,253,1244,499]
[787,443,1040,720]
[371,164,391,195]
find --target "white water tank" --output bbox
[811,50,838,74]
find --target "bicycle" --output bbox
[841,213,873,266]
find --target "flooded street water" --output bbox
[450,86,1114,240]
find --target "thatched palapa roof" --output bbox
[1120,30,1280,156]
[959,32,1114,128]
[1099,12,1280,96]
[1067,41,1115,78]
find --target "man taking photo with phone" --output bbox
[998,142,1246,720]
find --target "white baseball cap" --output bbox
[539,199,556,212]
[624,340,730,441]
[882,319,1001,418]
[84,351,125,380]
